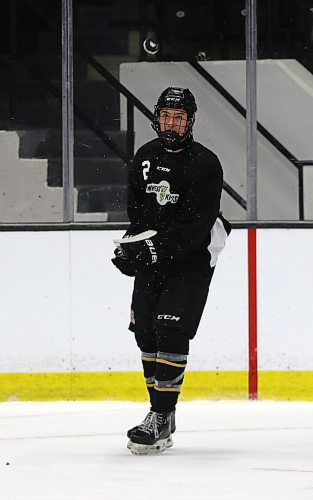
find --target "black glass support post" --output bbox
[126,101,134,162]
[62,0,74,222]
[9,0,17,121]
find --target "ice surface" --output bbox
[1,401,313,500]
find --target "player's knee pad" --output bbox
[156,327,190,355]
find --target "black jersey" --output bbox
[127,138,230,274]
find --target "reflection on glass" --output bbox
[73,2,132,223]
[72,0,249,222]
[256,1,313,220]
[2,1,311,223]
[0,0,63,223]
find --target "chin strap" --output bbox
[159,131,194,151]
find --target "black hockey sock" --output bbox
[152,352,188,413]
[141,351,157,407]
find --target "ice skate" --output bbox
[127,410,153,439]
[128,411,172,455]
[127,409,175,450]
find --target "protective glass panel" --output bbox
[72,1,129,222]
[0,0,63,223]
[256,0,313,220]
[71,0,247,222]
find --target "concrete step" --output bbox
[10,55,88,80]
[75,33,129,55]
[0,79,119,104]
[47,157,127,187]
[0,53,124,81]
[74,80,120,111]
[76,5,141,32]
[37,29,128,55]
[0,102,120,130]
[18,129,127,159]
[77,183,128,214]
[87,54,138,80]
[0,102,62,129]
[76,7,118,32]
[0,79,59,103]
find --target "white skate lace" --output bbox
[139,411,153,426]
[139,411,163,438]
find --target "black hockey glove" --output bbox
[111,247,136,277]
[119,234,160,271]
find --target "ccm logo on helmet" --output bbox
[157,314,181,321]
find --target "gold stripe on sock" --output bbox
[141,356,157,362]
[156,359,187,368]
[154,385,181,393]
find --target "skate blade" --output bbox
[166,435,173,448]
[127,435,173,451]
[128,437,169,455]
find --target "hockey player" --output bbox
[112,87,231,455]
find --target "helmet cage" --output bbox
[152,87,197,150]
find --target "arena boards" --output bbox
[1,371,313,402]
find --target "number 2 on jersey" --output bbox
[142,160,150,180]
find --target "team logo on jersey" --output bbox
[146,180,179,205]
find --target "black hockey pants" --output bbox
[129,269,214,412]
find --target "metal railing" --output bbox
[5,0,246,215]
[9,0,154,165]
[189,60,310,220]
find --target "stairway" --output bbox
[0,0,144,222]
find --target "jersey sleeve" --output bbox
[155,155,223,264]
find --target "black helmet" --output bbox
[152,87,197,151]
